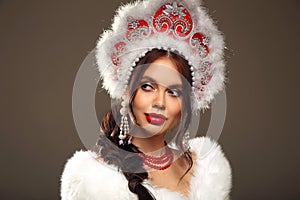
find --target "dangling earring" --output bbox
[183,131,190,150]
[119,96,129,145]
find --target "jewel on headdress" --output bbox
[191,32,209,58]
[153,2,193,37]
[164,2,186,18]
[128,19,139,29]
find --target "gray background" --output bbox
[1,0,300,199]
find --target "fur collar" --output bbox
[61,137,231,200]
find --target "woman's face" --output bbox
[132,56,183,136]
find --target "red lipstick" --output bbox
[145,113,167,125]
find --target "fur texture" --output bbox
[61,137,232,200]
[95,0,226,110]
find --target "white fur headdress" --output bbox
[95,0,225,110]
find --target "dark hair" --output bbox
[95,49,193,200]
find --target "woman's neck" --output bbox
[131,134,166,154]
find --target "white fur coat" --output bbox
[60,137,232,200]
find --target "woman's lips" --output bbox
[145,113,167,125]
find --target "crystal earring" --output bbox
[183,131,190,149]
[119,97,129,145]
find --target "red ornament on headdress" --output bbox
[126,19,150,41]
[153,2,193,38]
[111,42,127,66]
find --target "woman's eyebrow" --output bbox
[168,84,183,89]
[141,76,183,89]
[140,76,157,83]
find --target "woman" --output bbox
[61,0,232,199]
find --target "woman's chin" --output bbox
[129,123,166,139]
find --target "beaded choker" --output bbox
[138,146,174,171]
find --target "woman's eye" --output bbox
[141,83,154,91]
[168,89,182,97]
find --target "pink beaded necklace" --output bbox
[138,146,174,171]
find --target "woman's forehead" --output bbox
[141,57,182,87]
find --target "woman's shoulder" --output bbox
[61,150,115,181]
[188,137,232,199]
[189,137,231,164]
[60,150,136,200]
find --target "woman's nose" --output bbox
[152,89,166,110]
